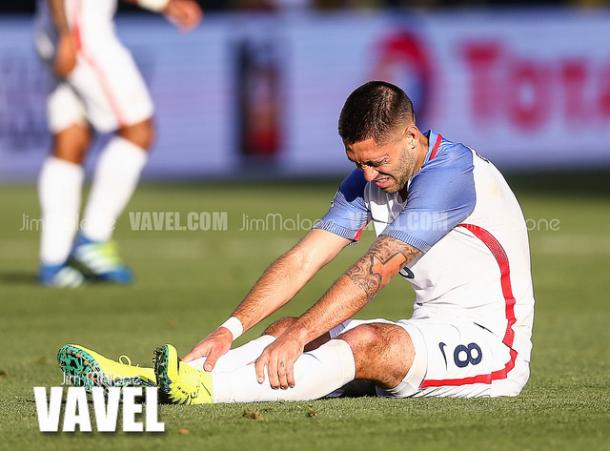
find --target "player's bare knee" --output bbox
[341,324,412,388]
[51,123,91,165]
[340,324,381,355]
[118,118,155,150]
[263,316,297,337]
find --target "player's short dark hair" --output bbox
[338,81,416,145]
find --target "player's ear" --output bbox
[405,125,419,148]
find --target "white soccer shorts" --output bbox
[43,30,154,133]
[330,317,529,398]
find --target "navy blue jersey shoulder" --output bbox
[314,169,369,241]
[381,138,476,252]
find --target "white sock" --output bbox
[212,339,356,403]
[38,157,84,265]
[81,137,147,241]
[188,335,275,373]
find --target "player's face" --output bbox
[345,128,418,194]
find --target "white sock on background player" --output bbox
[187,335,276,373]
[211,339,355,403]
[81,137,148,242]
[38,157,84,265]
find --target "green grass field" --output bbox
[0,178,609,451]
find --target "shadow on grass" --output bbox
[0,271,122,288]
[0,271,38,286]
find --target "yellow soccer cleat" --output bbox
[154,344,213,405]
[57,344,156,391]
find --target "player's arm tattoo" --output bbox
[346,236,421,298]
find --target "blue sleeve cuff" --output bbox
[380,229,432,253]
[314,220,362,241]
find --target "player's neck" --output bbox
[413,133,429,175]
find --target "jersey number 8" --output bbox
[453,343,483,367]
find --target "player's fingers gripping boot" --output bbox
[39,263,84,288]
[71,234,133,284]
[57,344,156,391]
[154,344,213,405]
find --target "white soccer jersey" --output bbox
[35,0,118,58]
[316,131,535,394]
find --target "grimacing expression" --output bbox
[345,131,417,194]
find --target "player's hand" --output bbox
[183,327,232,371]
[164,0,202,33]
[53,32,77,78]
[255,331,305,390]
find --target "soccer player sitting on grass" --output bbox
[58,81,535,402]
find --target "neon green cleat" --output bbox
[154,344,213,405]
[57,344,156,391]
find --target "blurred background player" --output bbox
[35,0,202,287]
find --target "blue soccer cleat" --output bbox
[71,234,133,284]
[39,263,84,288]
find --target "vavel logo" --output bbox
[34,387,164,433]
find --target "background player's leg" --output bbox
[81,119,154,243]
[38,123,91,287]
[74,119,153,283]
[66,31,155,282]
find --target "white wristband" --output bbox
[219,317,244,341]
[137,0,170,12]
